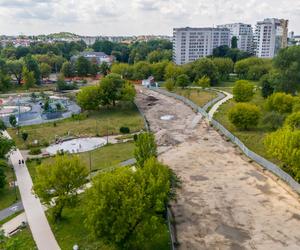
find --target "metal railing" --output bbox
[150,87,300,195]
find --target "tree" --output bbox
[76,85,101,110]
[0,120,6,132]
[273,46,300,94]
[260,74,274,98]
[189,58,219,84]
[176,74,190,89]
[0,161,6,189]
[150,61,168,81]
[21,132,28,143]
[196,76,211,88]
[76,56,91,77]
[121,82,136,102]
[231,36,238,49]
[233,80,255,102]
[212,58,234,80]
[34,155,88,221]
[0,71,11,92]
[228,103,261,130]
[89,63,99,77]
[24,55,41,84]
[0,136,15,159]
[266,92,294,114]
[22,68,36,89]
[134,132,157,168]
[111,63,133,79]
[9,115,17,128]
[164,79,175,91]
[99,62,110,76]
[6,60,24,85]
[284,112,300,130]
[83,157,170,249]
[262,112,286,130]
[146,50,172,63]
[40,63,52,79]
[61,61,75,77]
[99,73,125,106]
[133,61,152,80]
[164,62,184,81]
[92,40,114,54]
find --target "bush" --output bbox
[262,112,286,130]
[228,103,261,130]
[266,92,294,114]
[176,74,190,89]
[164,79,175,91]
[284,112,300,130]
[196,76,210,88]
[120,126,130,134]
[29,148,42,155]
[233,80,255,102]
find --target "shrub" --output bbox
[164,79,175,91]
[196,76,211,88]
[233,80,255,102]
[284,112,300,130]
[176,74,190,89]
[266,92,294,114]
[228,103,261,130]
[120,126,130,134]
[29,148,42,155]
[262,112,286,130]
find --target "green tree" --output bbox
[9,115,17,128]
[233,80,255,102]
[260,74,274,98]
[0,136,15,158]
[0,162,6,189]
[21,132,28,143]
[40,63,52,79]
[34,155,88,221]
[6,60,24,85]
[150,61,168,81]
[0,120,6,132]
[196,76,211,88]
[77,85,101,110]
[133,61,152,80]
[134,132,157,168]
[111,63,133,79]
[92,40,114,54]
[262,112,286,130]
[22,68,36,89]
[212,58,234,80]
[284,112,300,130]
[99,62,110,76]
[61,61,75,77]
[76,56,91,77]
[0,71,11,92]
[146,50,172,63]
[231,36,238,49]
[266,92,294,114]
[83,157,170,249]
[228,103,261,130]
[189,58,219,84]
[176,74,190,89]
[121,82,136,102]
[164,79,175,91]
[164,62,184,81]
[24,55,41,84]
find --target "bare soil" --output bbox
[135,87,300,250]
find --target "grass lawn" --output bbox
[27,142,135,182]
[172,88,217,107]
[214,91,280,164]
[0,84,56,96]
[0,166,20,211]
[0,228,36,250]
[8,104,144,150]
[47,196,170,250]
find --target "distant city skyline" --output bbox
[0,0,299,36]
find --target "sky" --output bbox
[0,0,299,36]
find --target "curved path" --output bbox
[3,131,60,250]
[135,87,300,250]
[208,89,233,119]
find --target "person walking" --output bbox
[22,159,24,166]
[19,159,21,166]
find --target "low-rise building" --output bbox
[71,51,115,65]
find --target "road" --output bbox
[3,131,60,250]
[135,87,300,250]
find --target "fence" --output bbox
[150,87,300,195]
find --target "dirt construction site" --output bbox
[135,86,300,250]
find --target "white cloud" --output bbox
[0,0,299,35]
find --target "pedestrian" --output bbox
[22,159,24,166]
[18,159,21,166]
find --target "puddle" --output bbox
[160,115,174,121]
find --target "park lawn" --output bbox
[8,104,144,149]
[214,91,280,164]
[27,142,135,182]
[0,166,20,211]
[47,195,170,250]
[0,228,36,250]
[172,89,217,107]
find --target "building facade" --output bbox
[217,23,253,53]
[173,27,231,65]
[71,52,115,65]
[254,18,288,58]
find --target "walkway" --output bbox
[0,201,23,222]
[3,131,60,250]
[136,87,300,249]
[208,89,233,119]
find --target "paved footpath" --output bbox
[3,131,60,250]
[0,201,23,221]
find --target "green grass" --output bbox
[26,142,135,182]
[0,166,20,211]
[214,91,280,164]
[47,196,170,250]
[8,104,144,149]
[172,88,217,107]
[0,228,36,250]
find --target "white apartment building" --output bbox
[217,23,253,53]
[173,27,231,65]
[254,18,288,58]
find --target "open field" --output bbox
[8,104,144,149]
[135,86,300,249]
[0,166,20,211]
[172,88,217,107]
[27,142,135,182]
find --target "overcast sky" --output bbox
[0,0,299,36]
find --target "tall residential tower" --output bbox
[172,27,231,65]
[217,23,253,53]
[254,18,288,58]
